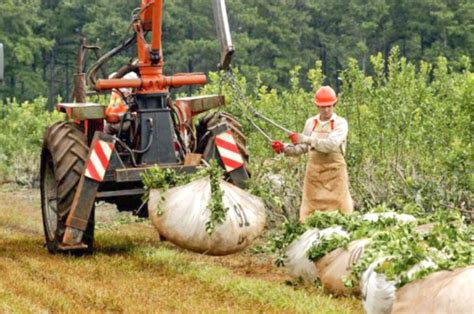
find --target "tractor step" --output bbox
[96,188,145,198]
[58,243,88,251]
[112,165,198,182]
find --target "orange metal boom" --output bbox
[96,74,208,91]
[95,0,207,93]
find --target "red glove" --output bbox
[271,140,285,154]
[289,132,299,145]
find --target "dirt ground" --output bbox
[0,185,362,313]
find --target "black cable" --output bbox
[114,137,139,167]
[86,33,137,89]
[113,117,154,167]
[132,118,154,154]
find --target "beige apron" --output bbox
[299,150,353,220]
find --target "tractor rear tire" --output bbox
[40,122,95,254]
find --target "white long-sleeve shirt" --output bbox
[284,113,348,156]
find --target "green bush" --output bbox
[201,48,473,217]
[0,98,63,185]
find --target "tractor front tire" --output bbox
[40,122,95,254]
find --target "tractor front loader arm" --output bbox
[61,132,116,248]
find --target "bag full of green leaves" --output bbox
[285,226,348,282]
[392,266,474,314]
[148,176,266,255]
[314,238,370,296]
[361,257,398,314]
[361,257,472,314]
[284,228,321,281]
[305,226,350,264]
[362,212,416,224]
[353,215,473,313]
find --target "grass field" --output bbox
[0,185,362,313]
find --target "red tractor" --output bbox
[40,0,249,254]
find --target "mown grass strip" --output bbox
[1,237,270,313]
[0,194,361,313]
[129,244,361,313]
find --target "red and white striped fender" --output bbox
[214,131,244,172]
[84,139,115,182]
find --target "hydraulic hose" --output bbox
[87,33,137,90]
[113,117,154,167]
[133,118,154,154]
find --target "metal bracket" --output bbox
[56,103,106,120]
[62,132,115,247]
[212,0,234,70]
[202,123,249,188]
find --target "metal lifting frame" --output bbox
[61,0,241,248]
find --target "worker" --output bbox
[104,71,138,134]
[271,86,353,220]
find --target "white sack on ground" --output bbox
[363,257,446,314]
[148,177,266,255]
[285,228,321,281]
[285,226,348,281]
[318,226,348,238]
[361,258,397,314]
[392,266,474,314]
[362,212,416,224]
[314,238,370,296]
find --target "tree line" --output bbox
[0,0,472,107]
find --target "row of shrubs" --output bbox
[202,47,472,220]
[0,98,62,186]
[0,48,471,220]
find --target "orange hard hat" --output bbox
[314,86,337,107]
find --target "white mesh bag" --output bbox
[393,266,474,314]
[361,257,437,314]
[148,177,266,255]
[362,212,416,224]
[361,258,397,314]
[285,226,349,282]
[315,238,370,296]
[285,228,321,281]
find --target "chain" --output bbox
[219,71,273,142]
[218,70,291,142]
[218,69,224,95]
